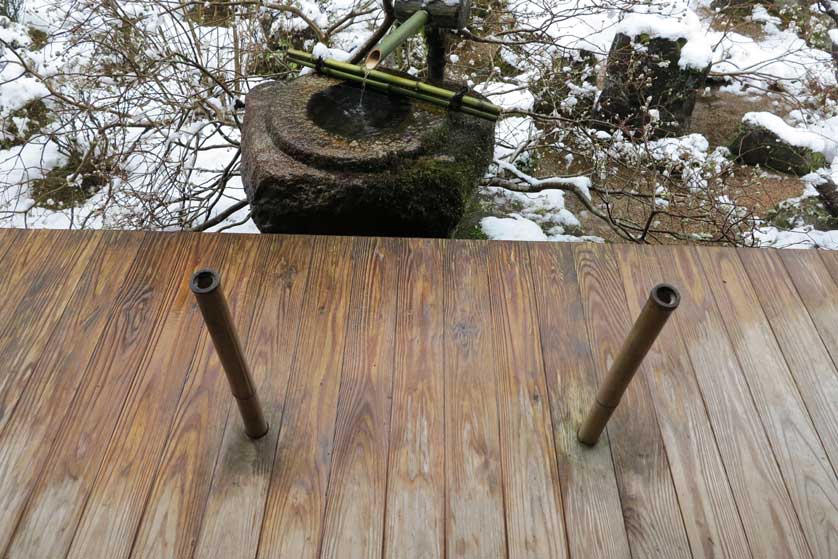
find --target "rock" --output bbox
[241,74,495,236]
[814,177,838,218]
[728,119,828,176]
[594,33,711,137]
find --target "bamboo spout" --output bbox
[577,283,680,446]
[365,9,429,70]
[190,268,268,439]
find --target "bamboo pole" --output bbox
[190,268,269,439]
[287,48,501,116]
[288,56,498,121]
[364,10,429,70]
[577,283,681,446]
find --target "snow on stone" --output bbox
[481,215,548,241]
[743,112,838,162]
[615,12,713,70]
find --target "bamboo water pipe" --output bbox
[286,49,501,117]
[287,55,498,121]
[577,283,681,446]
[364,9,429,70]
[190,269,268,439]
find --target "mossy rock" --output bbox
[767,197,838,231]
[594,33,710,138]
[729,121,828,176]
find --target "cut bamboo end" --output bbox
[364,49,382,70]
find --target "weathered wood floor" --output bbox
[0,227,836,559]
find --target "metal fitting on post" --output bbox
[578,283,680,446]
[190,268,268,439]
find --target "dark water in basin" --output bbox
[307,83,411,140]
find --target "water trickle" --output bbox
[307,83,411,140]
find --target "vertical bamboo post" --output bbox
[578,283,680,446]
[190,268,268,439]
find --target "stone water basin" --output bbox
[241,74,495,237]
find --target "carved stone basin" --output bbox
[241,74,495,237]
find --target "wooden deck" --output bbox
[0,228,836,559]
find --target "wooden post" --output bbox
[190,268,268,439]
[578,283,680,446]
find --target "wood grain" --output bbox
[256,235,355,559]
[65,232,228,558]
[0,227,21,263]
[4,232,195,559]
[129,234,269,559]
[657,245,812,558]
[486,241,568,559]
[527,242,631,559]
[614,244,750,558]
[319,238,403,559]
[0,230,97,433]
[193,235,314,559]
[739,248,838,470]
[697,246,838,558]
[0,231,143,551]
[779,249,838,374]
[443,240,506,559]
[383,239,446,559]
[574,243,691,559]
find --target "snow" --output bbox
[743,112,838,162]
[481,215,548,241]
[615,12,713,70]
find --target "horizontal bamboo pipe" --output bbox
[287,48,501,116]
[577,283,681,446]
[288,56,498,121]
[365,10,429,70]
[190,269,268,439]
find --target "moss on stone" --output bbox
[768,196,838,231]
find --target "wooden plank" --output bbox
[818,249,838,287]
[0,231,144,550]
[657,245,812,558]
[65,232,228,558]
[4,232,195,558]
[740,248,838,469]
[383,238,446,559]
[129,234,270,559]
[0,229,73,326]
[0,230,98,436]
[0,227,20,262]
[574,243,691,559]
[696,247,838,558]
[527,242,631,559]
[319,238,403,559]
[486,241,568,559]
[192,235,314,559]
[256,236,355,559]
[614,244,751,558]
[442,240,506,559]
[780,249,838,373]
